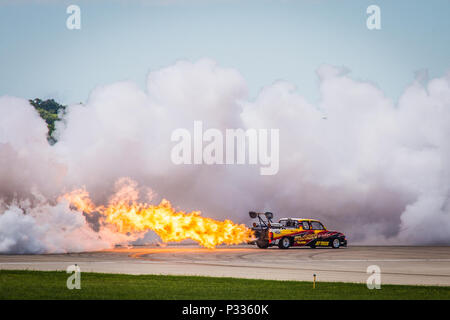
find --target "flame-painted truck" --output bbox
[248,211,347,249]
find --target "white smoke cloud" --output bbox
[0,201,130,254]
[1,59,450,253]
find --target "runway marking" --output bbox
[304,259,450,262]
[3,258,450,265]
[3,246,450,285]
[2,261,450,279]
[0,261,127,265]
[133,257,450,263]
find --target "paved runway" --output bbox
[1,245,450,286]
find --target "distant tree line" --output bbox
[29,98,66,144]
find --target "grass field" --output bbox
[0,270,449,300]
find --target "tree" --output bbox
[29,98,66,144]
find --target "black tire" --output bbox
[278,237,291,249]
[309,243,316,249]
[256,240,269,249]
[331,238,340,249]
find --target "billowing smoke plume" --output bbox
[1,59,450,253]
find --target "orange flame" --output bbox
[62,178,253,248]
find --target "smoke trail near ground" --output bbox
[1,59,449,253]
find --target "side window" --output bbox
[279,220,287,227]
[311,221,324,230]
[302,221,310,230]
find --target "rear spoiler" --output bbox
[249,211,274,229]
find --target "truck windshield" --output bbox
[311,221,325,230]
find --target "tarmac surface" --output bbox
[1,245,450,286]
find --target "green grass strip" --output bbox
[0,270,449,300]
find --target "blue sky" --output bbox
[0,0,449,104]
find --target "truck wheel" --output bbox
[309,243,316,249]
[278,237,291,249]
[331,238,340,249]
[256,240,269,249]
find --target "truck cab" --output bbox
[250,212,347,249]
